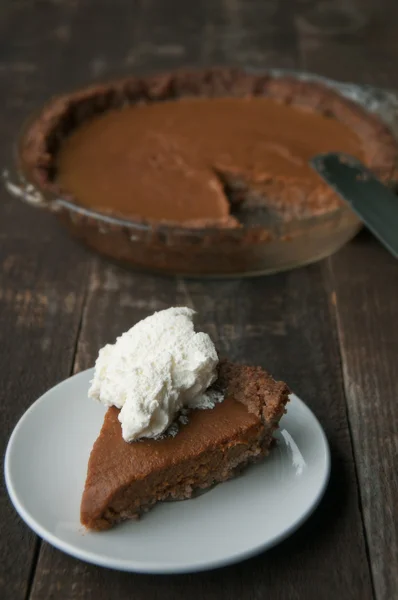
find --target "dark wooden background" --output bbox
[1,1,397,599]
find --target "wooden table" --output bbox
[1,1,397,598]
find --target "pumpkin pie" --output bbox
[20,68,398,229]
[81,360,290,531]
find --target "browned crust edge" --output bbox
[216,359,290,425]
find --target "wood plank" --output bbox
[297,10,398,598]
[0,1,94,598]
[0,236,90,592]
[0,204,91,598]
[120,0,299,72]
[329,236,398,600]
[297,1,398,87]
[30,260,373,600]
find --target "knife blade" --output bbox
[311,152,398,259]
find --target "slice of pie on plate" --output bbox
[81,360,290,531]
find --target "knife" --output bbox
[311,152,398,259]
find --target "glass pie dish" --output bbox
[4,69,398,277]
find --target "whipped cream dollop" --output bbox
[89,307,220,442]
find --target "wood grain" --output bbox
[298,15,398,598]
[298,0,398,87]
[0,235,90,597]
[275,18,398,594]
[0,2,94,598]
[329,236,398,600]
[30,261,373,600]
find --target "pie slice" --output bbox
[81,360,290,530]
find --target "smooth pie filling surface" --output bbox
[56,97,366,225]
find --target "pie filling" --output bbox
[80,360,290,531]
[55,97,365,225]
[20,69,398,228]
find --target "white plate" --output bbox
[5,369,330,574]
